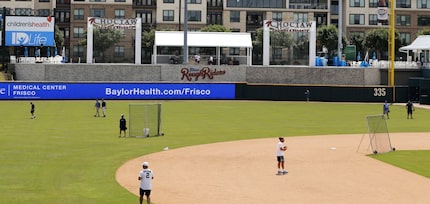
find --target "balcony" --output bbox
[133,0,156,8]
[289,3,328,10]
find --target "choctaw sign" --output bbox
[263,20,316,66]
[86,17,142,64]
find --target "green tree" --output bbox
[200,24,231,32]
[349,32,364,56]
[363,28,401,60]
[316,24,347,56]
[252,28,294,65]
[270,31,294,63]
[417,28,430,36]
[80,28,122,62]
[142,27,156,48]
[54,25,64,49]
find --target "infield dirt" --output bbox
[116,133,430,204]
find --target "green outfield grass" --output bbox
[369,150,430,178]
[0,100,429,203]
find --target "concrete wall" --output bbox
[8,63,405,85]
[246,66,380,85]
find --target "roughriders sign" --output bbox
[88,17,137,30]
[181,67,226,81]
[265,20,313,32]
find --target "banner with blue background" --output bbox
[0,83,235,100]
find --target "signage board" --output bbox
[5,16,55,46]
[0,83,236,100]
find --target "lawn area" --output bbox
[370,150,430,179]
[0,100,429,203]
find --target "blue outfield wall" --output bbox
[0,82,409,102]
[0,83,236,100]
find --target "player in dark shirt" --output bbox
[119,114,127,137]
[30,102,36,119]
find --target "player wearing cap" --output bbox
[276,137,288,175]
[138,162,154,204]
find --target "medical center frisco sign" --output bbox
[5,16,55,46]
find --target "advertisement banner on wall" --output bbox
[4,16,55,46]
[0,83,235,100]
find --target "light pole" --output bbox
[182,0,188,64]
[338,0,343,65]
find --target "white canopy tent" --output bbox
[399,35,430,62]
[153,31,253,65]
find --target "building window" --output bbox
[349,0,364,7]
[272,12,282,21]
[418,15,430,26]
[14,8,32,16]
[207,12,222,25]
[90,9,105,17]
[56,10,70,23]
[73,45,84,57]
[135,0,154,6]
[273,48,282,60]
[226,0,285,8]
[396,0,411,8]
[229,47,240,55]
[418,0,430,8]
[400,32,411,45]
[330,1,339,15]
[37,9,51,16]
[315,13,327,26]
[369,14,377,25]
[163,10,174,21]
[39,0,50,2]
[136,10,152,24]
[64,28,70,39]
[188,10,201,22]
[188,0,201,3]
[396,15,411,26]
[230,11,240,22]
[90,0,106,2]
[115,0,126,2]
[293,13,308,23]
[207,0,222,7]
[349,14,365,25]
[56,0,70,3]
[73,27,84,38]
[114,9,125,19]
[114,46,125,57]
[163,0,173,3]
[247,12,263,25]
[369,0,378,7]
[74,8,84,20]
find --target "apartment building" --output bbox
[346,0,430,46]
[1,0,429,63]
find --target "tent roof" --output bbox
[400,35,430,51]
[154,31,253,48]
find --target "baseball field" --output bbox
[1,100,430,203]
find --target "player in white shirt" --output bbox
[138,162,154,204]
[276,137,288,174]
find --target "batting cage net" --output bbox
[366,114,393,154]
[129,103,162,137]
